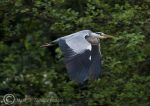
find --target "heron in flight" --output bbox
[41,30,113,84]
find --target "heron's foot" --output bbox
[40,43,54,47]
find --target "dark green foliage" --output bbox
[0,0,149,105]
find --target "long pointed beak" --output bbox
[98,34,114,39]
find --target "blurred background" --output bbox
[0,0,149,105]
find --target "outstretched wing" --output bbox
[58,30,92,84]
[88,45,101,79]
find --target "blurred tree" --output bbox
[0,0,149,105]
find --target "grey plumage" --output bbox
[42,30,113,84]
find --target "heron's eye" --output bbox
[96,32,102,35]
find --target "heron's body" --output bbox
[42,30,113,84]
[57,30,92,53]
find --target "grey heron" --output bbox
[41,30,113,84]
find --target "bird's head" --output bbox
[92,32,114,39]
